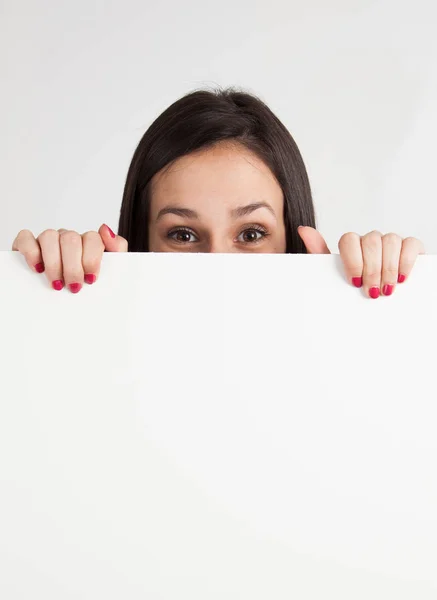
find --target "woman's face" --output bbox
[148,142,286,253]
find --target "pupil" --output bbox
[244,230,257,242]
[178,231,190,242]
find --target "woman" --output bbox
[12,87,425,298]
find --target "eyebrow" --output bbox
[156,202,277,222]
[156,207,198,221]
[231,202,276,220]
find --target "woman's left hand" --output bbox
[297,226,425,299]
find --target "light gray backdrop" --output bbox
[1,0,436,252]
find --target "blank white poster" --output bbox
[0,251,436,599]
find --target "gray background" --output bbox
[1,0,436,251]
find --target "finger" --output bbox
[98,224,128,252]
[297,226,331,254]
[82,231,105,284]
[338,232,363,288]
[398,237,426,283]
[59,230,84,294]
[361,230,383,299]
[381,233,402,296]
[37,229,64,291]
[11,229,45,274]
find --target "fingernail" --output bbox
[398,273,406,283]
[369,287,380,299]
[84,274,96,285]
[352,277,363,288]
[383,284,394,296]
[69,283,82,294]
[52,280,64,291]
[35,263,45,273]
[106,224,116,239]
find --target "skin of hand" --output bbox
[297,226,425,298]
[11,224,425,299]
[12,225,127,293]
[11,144,425,297]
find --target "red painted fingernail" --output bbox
[352,277,363,288]
[35,263,45,273]
[369,287,380,299]
[69,283,82,294]
[52,280,64,291]
[383,284,394,296]
[84,274,96,285]
[398,273,406,283]
[106,224,116,239]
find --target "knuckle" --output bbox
[12,232,25,251]
[60,230,82,245]
[382,232,400,244]
[363,230,382,242]
[403,236,418,245]
[37,228,59,242]
[363,270,381,280]
[13,229,34,250]
[12,230,39,257]
[16,229,33,239]
[382,267,399,278]
[338,232,359,247]
[82,231,105,250]
[362,233,382,252]
[402,236,425,255]
[43,263,61,274]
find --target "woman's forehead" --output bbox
[150,143,283,210]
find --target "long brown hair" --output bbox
[118,87,316,252]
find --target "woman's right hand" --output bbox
[11,224,128,293]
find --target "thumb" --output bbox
[297,226,331,254]
[99,224,128,252]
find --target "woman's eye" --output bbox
[237,228,267,243]
[168,229,198,243]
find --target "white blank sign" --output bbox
[1,251,436,599]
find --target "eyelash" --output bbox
[236,224,270,244]
[166,225,270,244]
[167,227,198,244]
